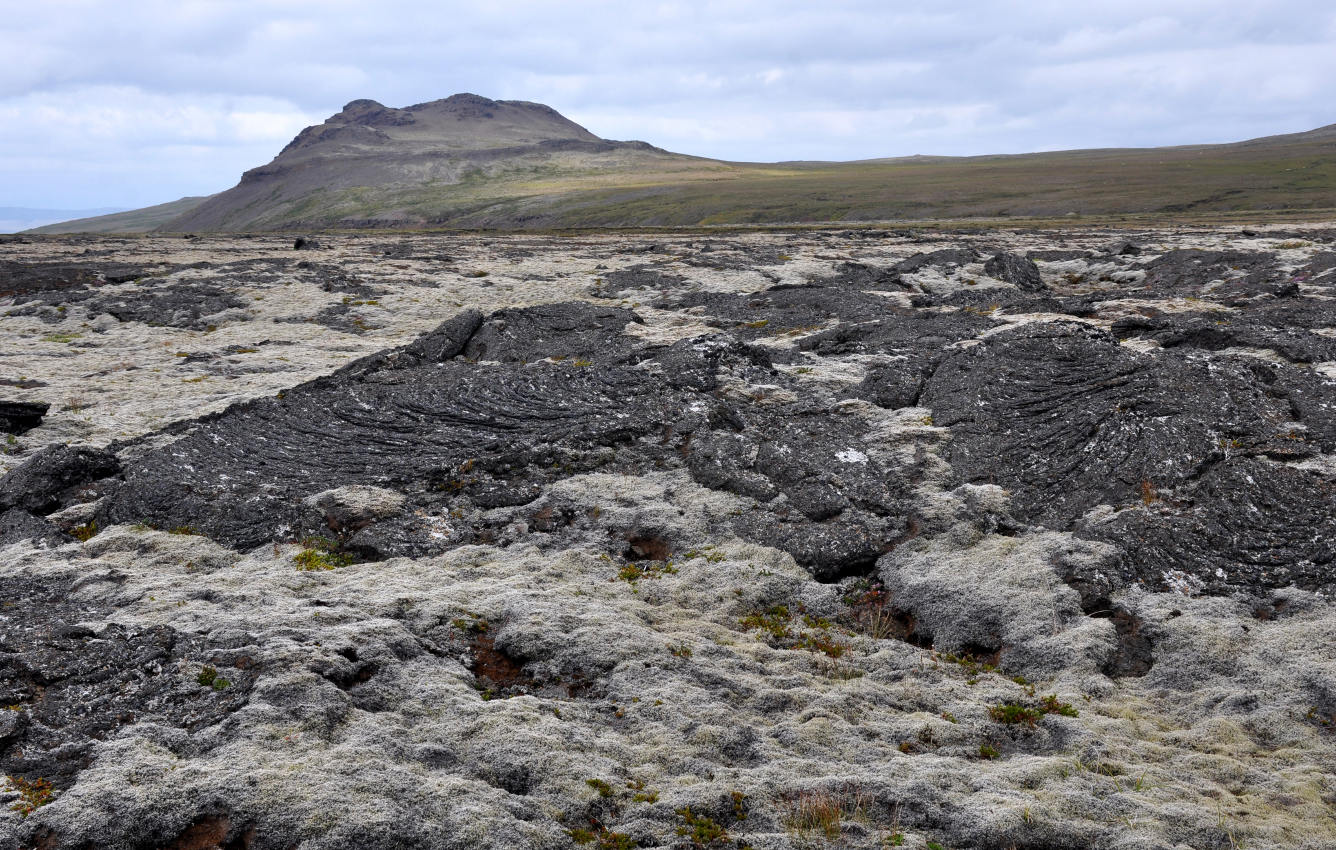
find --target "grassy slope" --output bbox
[26,196,211,234]
[32,125,1336,233]
[441,135,1336,228]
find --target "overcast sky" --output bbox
[3,0,1335,210]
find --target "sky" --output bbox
[3,0,1335,211]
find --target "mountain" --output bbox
[23,197,208,234]
[162,93,725,231]
[30,95,1336,232]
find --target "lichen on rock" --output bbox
[2,225,1335,849]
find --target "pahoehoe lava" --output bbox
[2,225,1336,850]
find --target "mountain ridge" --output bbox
[24,95,1336,233]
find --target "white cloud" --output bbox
[0,86,320,206]
[2,0,1334,206]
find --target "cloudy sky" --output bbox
[3,0,1335,211]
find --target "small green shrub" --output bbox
[597,833,634,850]
[585,778,615,798]
[451,615,489,634]
[676,807,729,847]
[730,791,748,820]
[739,605,792,640]
[6,775,54,817]
[843,579,900,640]
[196,665,230,690]
[741,605,849,658]
[628,778,659,803]
[937,651,998,677]
[293,536,354,571]
[616,561,677,585]
[988,703,1044,728]
[1038,694,1079,717]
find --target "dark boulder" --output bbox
[399,309,485,364]
[0,445,121,515]
[1138,249,1283,299]
[98,357,686,549]
[0,400,49,435]
[93,305,686,549]
[815,261,904,291]
[799,310,999,357]
[462,302,642,363]
[0,261,169,298]
[78,280,247,330]
[598,265,686,296]
[664,284,896,339]
[1294,251,1336,289]
[0,261,100,297]
[984,252,1046,291]
[0,508,67,548]
[1103,240,1142,257]
[893,248,977,273]
[855,355,939,409]
[1027,249,1094,262]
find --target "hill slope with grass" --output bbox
[25,197,210,234]
[161,93,726,232]
[32,95,1336,233]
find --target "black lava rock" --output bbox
[984,252,1046,291]
[0,400,49,435]
[919,321,1292,527]
[0,445,121,516]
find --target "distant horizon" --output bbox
[0,205,127,234]
[6,105,1331,228]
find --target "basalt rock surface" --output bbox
[919,321,1298,532]
[983,252,1046,291]
[1,226,1335,850]
[0,571,259,791]
[0,401,48,435]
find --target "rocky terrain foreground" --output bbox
[1,223,1335,849]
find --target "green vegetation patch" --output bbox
[293,536,355,571]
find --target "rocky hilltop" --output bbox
[0,224,1334,848]
[160,94,704,232]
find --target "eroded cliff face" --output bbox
[1,224,1335,849]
